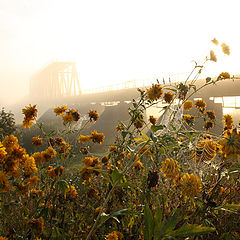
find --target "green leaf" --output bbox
[122,131,129,139]
[153,207,163,240]
[168,224,215,237]
[151,125,164,133]
[57,180,68,196]
[144,203,154,240]
[206,77,212,83]
[98,208,131,227]
[160,208,180,236]
[111,168,123,185]
[92,168,112,183]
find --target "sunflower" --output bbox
[22,104,37,128]
[180,173,202,198]
[195,100,206,113]
[32,137,43,146]
[223,114,233,129]
[147,84,163,101]
[218,128,240,159]
[163,92,174,103]
[183,100,193,111]
[160,158,180,181]
[91,130,105,144]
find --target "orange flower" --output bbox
[163,92,174,103]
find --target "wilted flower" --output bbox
[149,115,157,125]
[29,217,44,234]
[195,99,206,113]
[147,84,163,101]
[101,155,109,165]
[210,50,217,62]
[163,92,174,103]
[206,110,216,120]
[91,130,105,144]
[183,100,193,111]
[88,110,99,122]
[183,114,195,125]
[205,120,214,131]
[211,38,219,46]
[180,173,202,198]
[221,42,230,55]
[147,170,159,188]
[0,171,10,192]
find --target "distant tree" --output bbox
[0,108,16,140]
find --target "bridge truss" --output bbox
[30,62,81,99]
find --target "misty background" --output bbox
[0,0,240,107]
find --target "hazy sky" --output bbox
[0,0,239,104]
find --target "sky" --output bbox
[0,0,240,105]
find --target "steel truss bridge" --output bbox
[30,62,81,98]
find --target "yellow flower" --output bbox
[54,106,67,116]
[32,152,44,165]
[21,154,38,177]
[78,135,92,144]
[88,110,99,122]
[195,100,206,113]
[106,231,123,240]
[183,100,193,111]
[66,185,78,198]
[194,138,217,162]
[22,104,37,128]
[147,84,163,101]
[91,130,105,144]
[223,114,233,129]
[160,158,180,181]
[62,111,74,124]
[47,166,64,178]
[0,143,7,164]
[27,176,40,186]
[109,145,117,152]
[182,114,195,125]
[32,137,43,146]
[0,171,10,192]
[2,135,18,151]
[133,160,143,171]
[0,237,8,240]
[163,92,174,103]
[180,173,202,198]
[221,42,230,55]
[218,128,240,159]
[41,147,57,162]
[210,50,217,62]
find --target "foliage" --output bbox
[0,42,239,240]
[0,108,16,141]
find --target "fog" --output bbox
[0,0,240,111]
